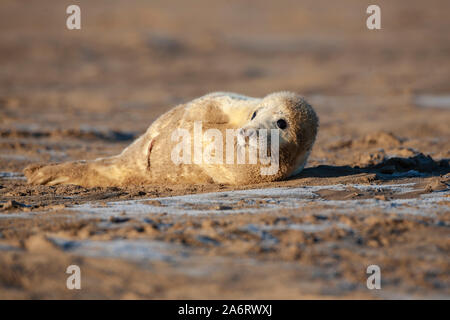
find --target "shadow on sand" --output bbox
[297,153,450,181]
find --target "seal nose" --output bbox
[238,128,258,145]
[247,129,257,138]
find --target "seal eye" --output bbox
[277,119,287,129]
[251,111,257,120]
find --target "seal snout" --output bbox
[238,127,258,137]
[237,127,259,146]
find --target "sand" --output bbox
[0,0,449,299]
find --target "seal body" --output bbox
[24,92,319,187]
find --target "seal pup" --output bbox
[24,92,319,187]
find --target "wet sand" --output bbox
[0,0,449,299]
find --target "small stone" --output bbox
[374,195,387,201]
[215,205,232,210]
[144,200,163,206]
[345,192,360,199]
[109,216,130,223]
[1,200,29,211]
[425,179,449,193]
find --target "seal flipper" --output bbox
[24,158,120,187]
[24,135,156,187]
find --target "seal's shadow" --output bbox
[295,154,450,181]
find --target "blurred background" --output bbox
[1,0,449,128]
